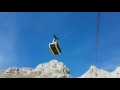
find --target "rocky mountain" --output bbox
[78,64,120,78]
[0,60,120,78]
[0,60,71,78]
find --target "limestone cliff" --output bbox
[0,60,71,78]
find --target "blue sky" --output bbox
[0,12,120,77]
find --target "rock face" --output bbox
[78,64,120,78]
[1,60,120,78]
[0,60,71,78]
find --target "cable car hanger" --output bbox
[32,12,61,55]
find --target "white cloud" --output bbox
[71,38,95,55]
[60,32,71,41]
[0,12,19,71]
[97,27,120,71]
[99,49,120,71]
[69,26,120,73]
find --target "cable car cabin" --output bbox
[49,41,61,55]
